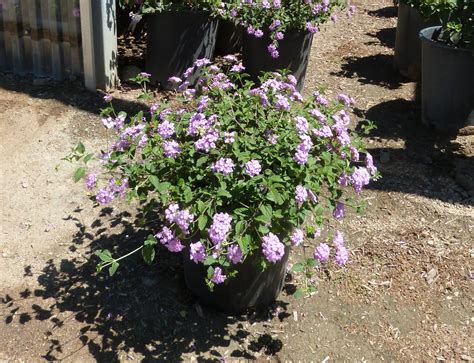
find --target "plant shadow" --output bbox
[367,6,398,18]
[332,54,408,90]
[1,207,289,361]
[367,27,396,49]
[359,97,473,206]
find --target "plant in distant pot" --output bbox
[119,0,224,89]
[66,58,378,314]
[419,0,474,130]
[222,0,353,90]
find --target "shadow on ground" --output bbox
[1,207,289,361]
[358,98,473,206]
[0,74,147,118]
[333,54,409,89]
[367,27,396,49]
[367,6,398,18]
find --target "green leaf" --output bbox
[292,263,305,273]
[293,288,306,298]
[144,235,157,246]
[306,258,318,268]
[96,249,113,263]
[73,167,86,182]
[75,142,85,154]
[235,220,245,235]
[149,176,171,193]
[83,153,94,164]
[217,189,232,198]
[203,256,216,266]
[197,200,206,213]
[108,261,119,276]
[196,156,208,167]
[259,204,273,220]
[258,225,270,235]
[142,244,155,265]
[238,234,251,254]
[183,187,193,203]
[255,214,271,224]
[266,189,285,205]
[198,214,208,231]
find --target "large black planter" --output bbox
[393,0,437,80]
[214,20,243,56]
[242,30,314,91]
[146,11,218,90]
[183,246,290,315]
[420,26,474,131]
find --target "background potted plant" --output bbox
[419,0,474,130]
[67,58,378,314]
[119,0,222,90]
[393,0,439,80]
[223,0,352,91]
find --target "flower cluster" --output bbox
[73,59,378,289]
[224,0,351,56]
[314,230,348,266]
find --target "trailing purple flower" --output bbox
[190,241,206,263]
[262,233,285,263]
[244,159,262,177]
[314,243,330,263]
[208,213,232,245]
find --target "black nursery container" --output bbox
[183,246,290,315]
[146,11,218,90]
[214,20,243,56]
[393,0,437,80]
[419,26,474,131]
[242,30,314,91]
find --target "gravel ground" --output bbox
[1,0,473,361]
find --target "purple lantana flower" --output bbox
[351,167,370,193]
[295,185,308,206]
[212,158,235,176]
[163,140,181,158]
[157,120,175,139]
[314,243,330,263]
[227,245,243,264]
[96,188,114,204]
[335,245,349,266]
[208,213,232,245]
[244,160,261,177]
[333,202,345,220]
[211,267,226,284]
[190,242,206,263]
[262,233,285,263]
[85,173,97,190]
[290,228,304,246]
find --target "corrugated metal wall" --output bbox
[0,0,82,80]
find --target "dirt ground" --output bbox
[1,0,473,361]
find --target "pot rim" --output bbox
[419,26,473,54]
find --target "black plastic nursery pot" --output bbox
[146,11,219,90]
[419,26,474,131]
[183,246,290,315]
[214,20,243,56]
[242,29,314,91]
[393,0,438,80]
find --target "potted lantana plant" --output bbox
[67,58,378,314]
[419,0,474,130]
[393,0,439,80]
[119,0,223,89]
[222,0,354,90]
